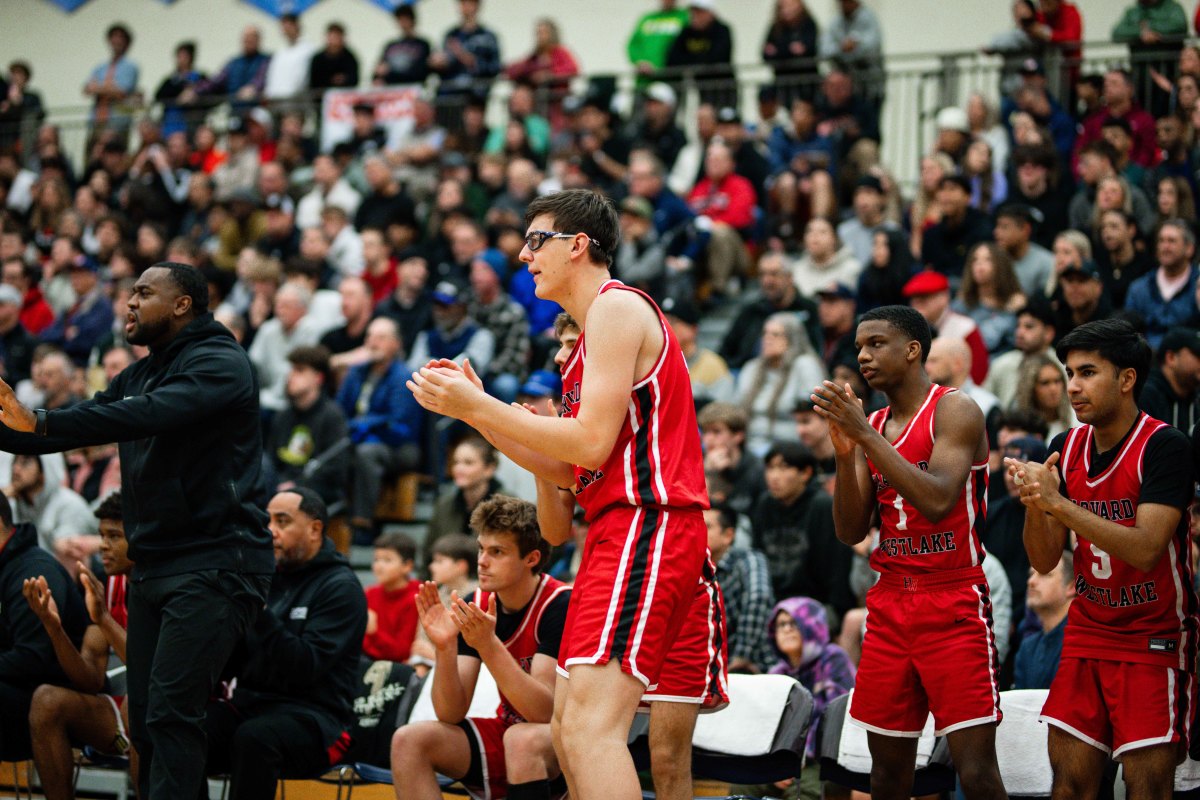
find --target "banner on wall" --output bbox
[320,85,421,153]
[44,0,93,11]
[239,0,324,18]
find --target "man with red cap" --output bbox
[903,270,989,385]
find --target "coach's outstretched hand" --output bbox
[0,377,35,433]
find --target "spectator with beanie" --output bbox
[1139,326,1200,430]
[0,490,89,763]
[202,488,366,799]
[904,270,990,384]
[337,317,423,545]
[921,174,995,284]
[265,346,350,507]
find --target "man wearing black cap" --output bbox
[663,294,734,406]
[994,203,1054,296]
[1053,260,1112,340]
[1139,326,1200,431]
[664,0,735,108]
[714,106,771,208]
[920,175,995,283]
[409,280,495,377]
[39,256,114,368]
[1007,146,1073,250]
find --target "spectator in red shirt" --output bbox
[359,227,398,306]
[362,531,421,663]
[688,140,757,230]
[1034,0,1083,83]
[1073,68,1158,172]
[1,256,54,335]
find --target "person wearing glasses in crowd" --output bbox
[409,190,723,800]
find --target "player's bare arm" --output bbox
[536,481,576,547]
[813,383,985,523]
[1004,455,1071,574]
[451,593,555,723]
[78,562,126,663]
[410,290,660,471]
[417,581,478,723]
[22,576,107,693]
[427,358,577,487]
[818,386,875,545]
[1012,455,1179,573]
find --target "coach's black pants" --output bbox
[202,699,334,800]
[126,570,269,800]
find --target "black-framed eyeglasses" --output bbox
[524,230,608,261]
[524,230,577,252]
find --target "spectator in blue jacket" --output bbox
[1013,550,1073,690]
[1124,219,1199,350]
[336,316,424,544]
[190,26,270,110]
[39,258,114,367]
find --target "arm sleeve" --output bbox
[45,347,255,445]
[534,590,570,659]
[1139,426,1194,508]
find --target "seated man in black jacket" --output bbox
[0,493,89,762]
[203,488,367,800]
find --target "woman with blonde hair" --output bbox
[909,153,955,258]
[1048,229,1092,296]
[1089,175,1135,236]
[736,312,828,456]
[1013,353,1075,439]
[955,242,1025,354]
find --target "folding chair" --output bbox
[817,691,956,794]
[628,673,814,792]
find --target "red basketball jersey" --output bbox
[1058,415,1198,669]
[107,574,128,630]
[866,384,988,575]
[472,574,570,726]
[558,280,708,522]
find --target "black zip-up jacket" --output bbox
[0,315,274,580]
[229,539,367,742]
[0,522,89,690]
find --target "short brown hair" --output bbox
[430,533,478,578]
[554,312,579,337]
[375,531,417,563]
[696,402,748,434]
[524,189,620,267]
[469,495,549,574]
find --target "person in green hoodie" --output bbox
[0,261,274,800]
[627,0,690,86]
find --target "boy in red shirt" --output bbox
[362,531,420,662]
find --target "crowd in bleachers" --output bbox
[7,0,1200,795]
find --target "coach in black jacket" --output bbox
[0,262,274,800]
[205,488,367,799]
[0,505,88,761]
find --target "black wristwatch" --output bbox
[34,408,47,437]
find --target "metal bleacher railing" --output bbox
[1,38,1190,194]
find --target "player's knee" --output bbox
[28,684,70,734]
[391,722,433,767]
[503,724,547,762]
[956,758,1002,795]
[649,731,689,769]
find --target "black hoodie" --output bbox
[228,538,367,742]
[0,315,274,580]
[0,522,89,690]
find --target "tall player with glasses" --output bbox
[408,189,721,800]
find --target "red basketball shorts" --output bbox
[849,566,1002,736]
[641,554,730,711]
[558,505,707,689]
[1041,657,1195,760]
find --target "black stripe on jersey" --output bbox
[609,505,660,662]
[632,384,657,507]
[704,559,726,698]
